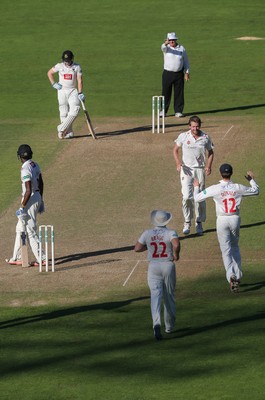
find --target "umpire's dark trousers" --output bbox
[162,69,184,114]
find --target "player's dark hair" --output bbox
[189,115,201,126]
[221,172,232,179]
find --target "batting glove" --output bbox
[52,82,62,90]
[16,207,27,221]
[78,92,86,101]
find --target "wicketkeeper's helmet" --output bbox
[62,50,74,64]
[17,144,33,160]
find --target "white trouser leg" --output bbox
[193,168,206,222]
[181,166,194,222]
[148,263,163,327]
[12,219,24,260]
[24,193,42,260]
[162,263,176,331]
[217,215,242,282]
[58,89,80,133]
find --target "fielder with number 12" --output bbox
[193,164,259,293]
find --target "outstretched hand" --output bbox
[245,171,254,181]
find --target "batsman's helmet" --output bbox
[62,50,74,64]
[17,144,33,160]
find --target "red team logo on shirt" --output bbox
[64,74,72,80]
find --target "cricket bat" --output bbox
[80,100,98,140]
[20,230,29,268]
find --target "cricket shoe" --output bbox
[5,258,22,265]
[64,132,74,139]
[57,124,67,139]
[175,112,184,118]
[230,275,239,293]
[154,325,163,340]
[165,327,174,334]
[183,222,191,235]
[30,260,47,267]
[195,221,203,235]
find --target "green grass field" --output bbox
[0,0,265,399]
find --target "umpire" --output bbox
[161,32,190,117]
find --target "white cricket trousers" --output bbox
[216,215,242,282]
[12,192,42,261]
[180,166,206,223]
[148,261,176,331]
[57,88,80,132]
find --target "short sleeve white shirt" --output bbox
[194,179,259,216]
[138,227,178,262]
[175,130,214,168]
[52,62,82,89]
[161,44,190,73]
[21,160,42,195]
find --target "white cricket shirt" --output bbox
[175,130,214,168]
[194,179,259,216]
[52,62,82,89]
[21,159,42,195]
[138,227,178,262]
[161,43,190,73]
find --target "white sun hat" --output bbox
[151,210,172,226]
[167,32,178,40]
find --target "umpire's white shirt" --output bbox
[161,43,190,73]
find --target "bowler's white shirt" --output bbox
[175,130,214,168]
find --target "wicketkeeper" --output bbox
[47,50,86,139]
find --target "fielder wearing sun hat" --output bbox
[151,210,172,226]
[167,32,178,40]
[220,164,233,175]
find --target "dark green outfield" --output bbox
[1,267,264,400]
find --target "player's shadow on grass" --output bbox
[240,281,265,292]
[84,102,265,138]
[180,220,265,240]
[0,296,149,330]
[55,245,135,266]
[94,122,188,138]
[172,310,265,339]
[186,102,265,116]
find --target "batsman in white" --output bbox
[134,210,180,340]
[47,50,85,139]
[5,145,45,266]
[193,164,259,293]
[173,115,214,235]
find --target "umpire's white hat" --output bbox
[167,32,178,40]
[151,210,172,227]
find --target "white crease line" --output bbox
[123,260,141,287]
[223,125,234,139]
